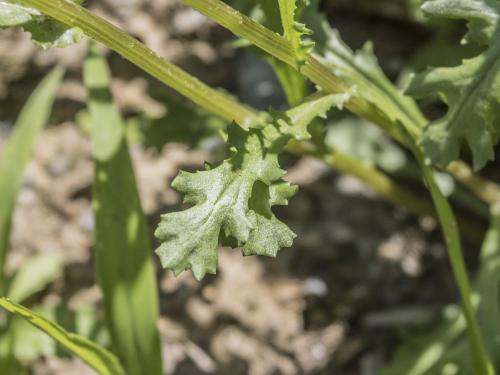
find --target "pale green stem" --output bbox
[16,0,258,129]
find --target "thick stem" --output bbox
[16,0,258,129]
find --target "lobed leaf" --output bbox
[155,94,349,280]
[0,0,83,48]
[408,0,500,169]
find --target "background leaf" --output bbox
[0,0,83,48]
[6,253,63,303]
[84,45,163,375]
[0,298,125,375]
[0,66,64,293]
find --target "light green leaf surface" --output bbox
[0,67,64,293]
[84,46,163,375]
[155,94,348,280]
[278,0,314,67]
[0,0,83,48]
[408,0,500,169]
[317,23,426,140]
[0,298,125,375]
[7,253,63,303]
[253,0,308,106]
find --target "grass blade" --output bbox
[0,297,125,375]
[0,67,64,293]
[420,161,493,375]
[84,45,163,375]
[7,253,63,303]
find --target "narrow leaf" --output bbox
[0,67,64,292]
[254,0,308,106]
[419,162,493,374]
[0,298,125,375]
[84,45,163,375]
[278,0,314,67]
[7,253,63,303]
[383,207,500,374]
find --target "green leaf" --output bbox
[278,0,314,67]
[84,46,163,375]
[0,0,83,48]
[0,298,125,375]
[7,253,63,303]
[383,207,500,374]
[407,0,500,169]
[0,66,64,294]
[325,117,407,172]
[155,94,348,280]
[316,23,426,139]
[253,0,308,106]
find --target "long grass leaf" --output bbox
[0,297,125,375]
[0,67,64,292]
[84,45,163,375]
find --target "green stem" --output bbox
[182,0,394,137]
[419,158,494,375]
[287,141,483,243]
[16,0,258,129]
[448,161,500,206]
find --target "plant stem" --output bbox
[182,0,393,134]
[419,159,494,374]
[448,161,500,206]
[16,0,258,130]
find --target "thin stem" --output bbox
[419,159,494,374]
[16,0,258,129]
[287,141,483,243]
[447,161,500,206]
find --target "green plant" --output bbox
[1,0,500,373]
